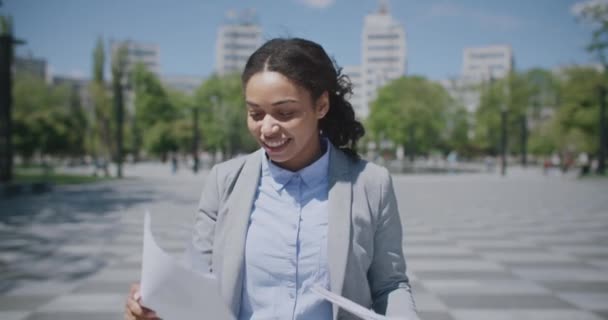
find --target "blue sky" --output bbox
[1,0,595,80]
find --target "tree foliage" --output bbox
[554,66,604,153]
[366,76,455,155]
[12,74,86,160]
[89,37,113,161]
[193,73,257,156]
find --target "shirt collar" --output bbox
[261,138,331,191]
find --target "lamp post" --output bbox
[0,21,24,183]
[599,85,606,175]
[192,106,200,173]
[500,106,507,176]
[520,114,527,168]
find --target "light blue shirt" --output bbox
[238,140,332,320]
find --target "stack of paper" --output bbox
[311,285,392,320]
[139,212,404,320]
[140,212,234,320]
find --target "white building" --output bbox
[462,45,513,82]
[215,9,263,75]
[343,65,365,118]
[161,75,204,96]
[360,0,407,118]
[110,40,160,76]
[440,45,514,113]
[438,77,481,113]
[110,40,160,114]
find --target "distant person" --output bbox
[170,153,178,174]
[578,152,590,176]
[446,150,458,174]
[124,38,419,320]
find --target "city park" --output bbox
[1,3,608,188]
[1,3,608,320]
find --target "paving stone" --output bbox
[2,164,608,317]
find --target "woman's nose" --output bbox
[260,115,279,135]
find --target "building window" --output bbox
[367,33,400,40]
[368,45,400,51]
[367,56,400,63]
[469,52,506,59]
[225,31,260,39]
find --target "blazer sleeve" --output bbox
[185,165,221,274]
[369,168,420,320]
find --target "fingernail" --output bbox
[133,291,141,301]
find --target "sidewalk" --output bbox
[1,164,607,320]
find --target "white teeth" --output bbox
[266,139,288,148]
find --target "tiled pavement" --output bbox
[1,164,607,320]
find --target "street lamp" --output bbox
[500,104,508,176]
[598,85,606,175]
[0,23,25,183]
[192,106,200,173]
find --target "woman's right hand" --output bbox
[124,283,160,320]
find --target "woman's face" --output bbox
[245,71,329,171]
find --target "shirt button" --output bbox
[289,291,295,299]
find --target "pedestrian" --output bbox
[578,152,590,177]
[124,38,419,320]
[170,153,178,174]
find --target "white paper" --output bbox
[311,285,393,320]
[140,211,234,320]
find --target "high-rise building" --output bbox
[52,75,93,112]
[215,9,263,75]
[14,54,47,80]
[438,77,481,113]
[360,0,406,118]
[440,45,514,113]
[343,65,365,118]
[462,45,514,82]
[111,40,160,76]
[110,40,160,114]
[161,75,204,96]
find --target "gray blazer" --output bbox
[186,146,419,320]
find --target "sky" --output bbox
[1,0,596,81]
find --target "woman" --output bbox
[125,38,419,320]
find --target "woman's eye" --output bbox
[249,112,263,120]
[278,111,294,118]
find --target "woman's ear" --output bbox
[316,92,330,119]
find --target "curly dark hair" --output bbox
[241,37,365,159]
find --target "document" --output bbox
[139,212,234,320]
[311,285,391,320]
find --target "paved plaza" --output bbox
[1,163,607,320]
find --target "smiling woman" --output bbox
[242,38,365,171]
[125,38,420,320]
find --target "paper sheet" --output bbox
[311,285,392,320]
[140,211,234,320]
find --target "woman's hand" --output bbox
[124,283,160,320]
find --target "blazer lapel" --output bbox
[327,147,353,319]
[220,150,262,315]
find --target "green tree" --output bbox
[574,0,608,173]
[473,71,547,156]
[132,63,180,160]
[444,105,471,156]
[524,68,560,156]
[89,37,112,176]
[574,0,608,70]
[193,73,257,157]
[554,66,604,153]
[12,74,84,162]
[111,44,128,178]
[367,76,453,156]
[167,88,197,154]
